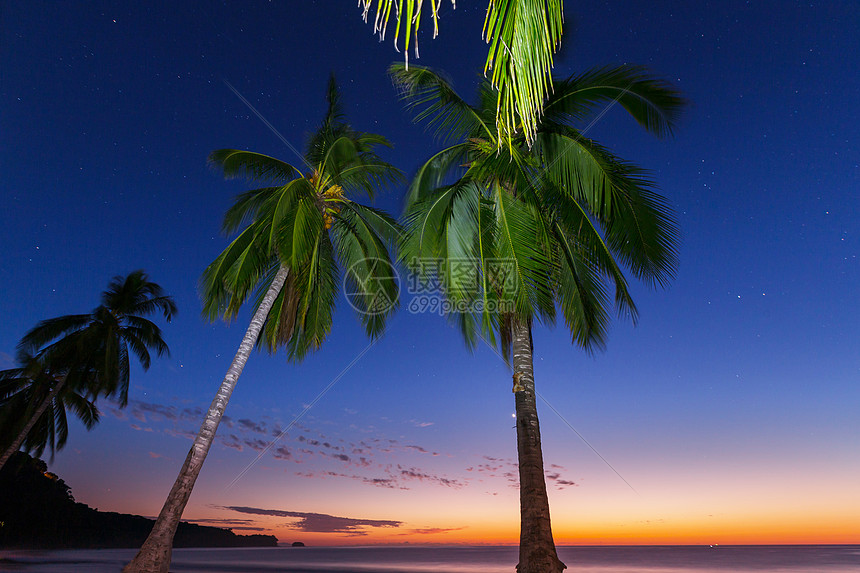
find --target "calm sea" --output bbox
[0,545,857,573]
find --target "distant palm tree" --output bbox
[394,63,684,573]
[0,270,176,471]
[123,77,402,573]
[359,0,564,147]
[0,351,99,465]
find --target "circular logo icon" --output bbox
[343,257,400,316]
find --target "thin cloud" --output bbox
[115,398,463,490]
[181,406,204,421]
[188,517,268,532]
[272,445,291,460]
[129,424,154,433]
[399,527,466,535]
[221,506,402,534]
[220,434,244,452]
[404,445,439,456]
[242,438,268,452]
[163,427,196,440]
[238,418,266,434]
[131,401,179,422]
[469,456,576,489]
[107,406,128,421]
[398,465,465,488]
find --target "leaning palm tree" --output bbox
[359,0,564,147]
[123,77,401,573]
[394,63,683,572]
[0,270,176,472]
[0,351,99,465]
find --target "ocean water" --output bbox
[0,545,857,573]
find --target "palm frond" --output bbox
[286,237,339,361]
[339,201,403,248]
[544,65,685,138]
[255,266,299,351]
[483,0,564,146]
[540,180,637,320]
[221,186,283,236]
[406,142,471,205]
[64,391,100,429]
[289,197,325,269]
[492,184,555,320]
[537,130,679,286]
[125,296,177,323]
[338,154,404,199]
[306,75,349,165]
[331,203,401,336]
[603,176,679,288]
[200,221,274,321]
[390,63,491,142]
[359,1,453,65]
[209,149,303,183]
[17,315,92,355]
[267,178,315,254]
[400,179,477,263]
[551,220,612,351]
[122,328,156,371]
[122,316,170,357]
[363,1,563,147]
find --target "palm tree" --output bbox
[394,63,684,573]
[0,270,176,472]
[358,0,564,147]
[0,351,99,465]
[123,77,402,573]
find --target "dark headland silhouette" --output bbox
[0,452,277,549]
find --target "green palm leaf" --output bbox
[544,65,685,138]
[204,76,401,358]
[398,60,683,356]
[492,185,555,321]
[220,186,285,235]
[405,142,471,205]
[286,238,338,361]
[209,149,303,183]
[390,63,491,143]
[200,221,271,321]
[364,1,563,147]
[483,0,563,146]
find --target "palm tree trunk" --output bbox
[512,318,566,573]
[0,378,66,472]
[123,264,289,573]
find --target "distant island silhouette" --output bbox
[0,452,277,549]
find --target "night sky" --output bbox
[2,1,858,546]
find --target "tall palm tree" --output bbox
[0,270,176,472]
[358,0,564,147]
[394,63,684,573]
[123,77,402,573]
